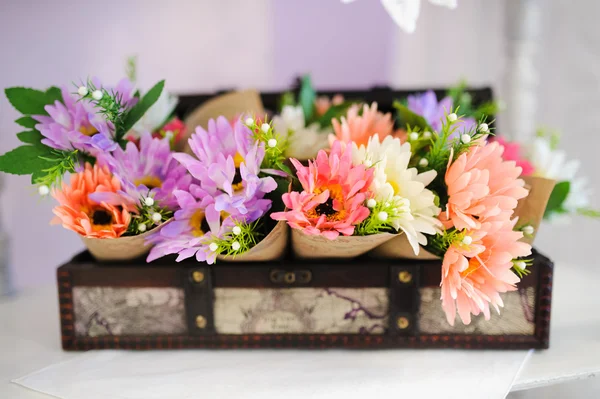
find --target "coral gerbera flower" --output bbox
[271,140,373,239]
[440,219,532,325]
[51,163,134,238]
[93,132,192,210]
[442,142,529,231]
[351,134,441,254]
[330,102,393,147]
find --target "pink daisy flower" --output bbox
[492,136,535,176]
[442,141,529,231]
[329,102,394,147]
[440,218,532,325]
[271,140,373,239]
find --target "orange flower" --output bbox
[315,94,344,117]
[330,102,394,147]
[52,163,134,238]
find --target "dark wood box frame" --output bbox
[57,250,552,351]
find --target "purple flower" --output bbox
[407,90,453,132]
[33,87,113,154]
[92,132,192,210]
[146,186,224,264]
[186,116,253,164]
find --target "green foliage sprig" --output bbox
[245,117,291,176]
[125,195,173,236]
[213,220,264,257]
[355,197,407,236]
[447,79,501,120]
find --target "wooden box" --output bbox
[57,250,552,350]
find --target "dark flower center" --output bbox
[92,210,113,226]
[315,197,336,216]
[233,167,243,186]
[200,216,211,234]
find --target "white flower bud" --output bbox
[144,197,155,207]
[138,223,147,232]
[447,113,458,122]
[418,158,429,167]
[364,159,373,167]
[91,90,103,101]
[409,132,419,141]
[461,134,472,144]
[366,198,377,208]
[515,260,527,270]
[232,241,241,251]
[377,211,388,222]
[209,242,219,252]
[462,236,473,245]
[478,123,489,133]
[522,225,535,235]
[77,86,89,96]
[422,131,432,139]
[261,123,270,133]
[151,212,162,223]
[245,117,254,126]
[232,226,242,235]
[164,130,174,140]
[267,138,277,148]
[38,185,50,196]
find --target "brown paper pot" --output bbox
[181,89,265,152]
[290,229,396,259]
[514,176,556,245]
[370,233,439,260]
[81,228,156,262]
[217,221,289,262]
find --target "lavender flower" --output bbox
[92,132,192,210]
[407,90,476,136]
[146,185,224,264]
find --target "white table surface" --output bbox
[1,261,599,398]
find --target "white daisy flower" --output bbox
[272,105,330,160]
[351,134,442,254]
[529,136,592,218]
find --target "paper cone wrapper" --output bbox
[290,229,396,259]
[217,221,288,262]
[181,89,264,152]
[514,176,556,245]
[81,229,155,262]
[369,234,439,260]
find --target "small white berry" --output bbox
[38,185,50,196]
[409,132,419,141]
[522,225,535,235]
[418,158,429,167]
[461,134,472,144]
[164,130,174,140]
[267,138,277,148]
[422,131,432,139]
[364,159,373,167]
[77,86,89,96]
[448,113,458,122]
[377,211,388,222]
[138,223,147,232]
[515,260,527,270]
[478,123,489,133]
[151,212,162,223]
[232,226,242,235]
[91,90,103,101]
[245,117,254,126]
[143,197,155,207]
[232,241,241,251]
[462,236,473,245]
[366,198,377,208]
[209,242,219,252]
[261,123,270,133]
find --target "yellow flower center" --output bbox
[232,152,245,192]
[189,209,210,237]
[461,259,482,278]
[389,180,401,195]
[134,176,163,190]
[79,123,99,137]
[308,184,347,221]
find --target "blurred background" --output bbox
[0,0,598,396]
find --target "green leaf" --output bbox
[393,101,432,131]
[17,130,44,144]
[298,75,316,124]
[544,181,570,218]
[45,86,63,103]
[15,116,38,128]
[121,80,165,135]
[317,101,355,129]
[577,208,600,218]
[0,145,54,175]
[278,91,296,111]
[4,87,59,116]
